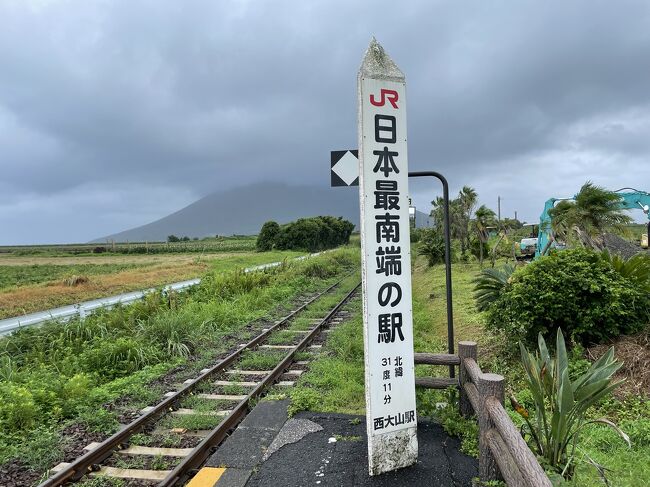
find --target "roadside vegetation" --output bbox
[0,248,359,482]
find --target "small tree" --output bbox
[167,235,180,243]
[549,182,632,250]
[473,204,496,267]
[417,228,446,266]
[256,221,280,251]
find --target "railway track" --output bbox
[39,278,360,487]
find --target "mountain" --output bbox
[96,183,360,242]
[96,182,434,242]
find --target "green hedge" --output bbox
[257,216,354,252]
[486,248,649,345]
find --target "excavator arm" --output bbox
[617,189,650,248]
[535,188,650,258]
[535,198,558,258]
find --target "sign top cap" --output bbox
[359,37,404,82]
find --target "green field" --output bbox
[0,235,257,257]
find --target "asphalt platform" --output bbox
[201,400,478,487]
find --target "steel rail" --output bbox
[38,277,347,487]
[160,282,361,487]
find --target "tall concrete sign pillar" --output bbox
[358,38,418,475]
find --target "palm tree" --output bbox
[474,205,496,266]
[549,182,632,250]
[429,196,446,228]
[458,187,478,255]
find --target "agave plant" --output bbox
[514,329,629,478]
[473,263,516,311]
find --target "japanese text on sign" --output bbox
[360,76,417,439]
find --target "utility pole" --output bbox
[497,196,501,223]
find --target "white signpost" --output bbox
[358,38,417,475]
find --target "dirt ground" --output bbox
[587,329,650,398]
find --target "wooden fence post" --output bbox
[477,372,505,482]
[458,341,477,418]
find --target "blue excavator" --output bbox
[534,188,650,258]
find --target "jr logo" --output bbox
[370,89,399,109]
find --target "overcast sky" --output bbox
[2,0,650,244]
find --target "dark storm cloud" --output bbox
[2,0,650,243]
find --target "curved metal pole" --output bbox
[408,171,455,378]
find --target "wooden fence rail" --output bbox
[414,342,552,487]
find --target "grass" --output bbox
[0,248,360,480]
[179,396,230,412]
[77,478,126,487]
[266,330,302,345]
[238,351,286,370]
[0,263,144,291]
[288,298,365,416]
[160,413,224,431]
[410,257,486,347]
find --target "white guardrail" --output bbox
[0,252,322,337]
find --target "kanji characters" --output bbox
[372,146,399,177]
[375,213,400,243]
[376,246,402,276]
[378,313,405,343]
[374,180,400,210]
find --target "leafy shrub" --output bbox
[288,388,321,416]
[410,228,425,243]
[469,236,489,261]
[62,374,93,414]
[486,248,649,345]
[261,216,354,252]
[256,221,280,251]
[417,228,446,266]
[0,382,39,431]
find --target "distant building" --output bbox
[410,209,434,228]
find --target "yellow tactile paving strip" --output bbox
[186,467,226,487]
